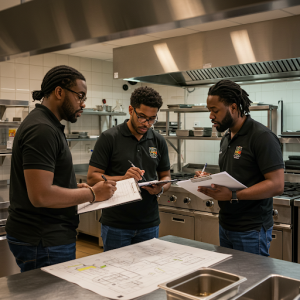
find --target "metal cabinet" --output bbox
[77,210,102,246]
[159,207,195,240]
[0,235,20,277]
[194,211,220,246]
[269,230,283,260]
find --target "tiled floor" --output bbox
[76,233,103,258]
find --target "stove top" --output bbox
[282,182,300,197]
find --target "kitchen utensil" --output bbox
[159,268,246,300]
[96,105,103,111]
[176,130,194,137]
[193,127,212,137]
[106,106,112,112]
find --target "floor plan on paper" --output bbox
[42,239,231,300]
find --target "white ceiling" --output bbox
[55,6,300,61]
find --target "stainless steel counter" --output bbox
[2,235,300,300]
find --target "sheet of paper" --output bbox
[42,238,231,300]
[138,179,178,187]
[177,171,247,200]
[77,178,141,214]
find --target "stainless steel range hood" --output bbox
[114,14,300,86]
[1,0,300,62]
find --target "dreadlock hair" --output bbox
[32,65,86,101]
[208,80,252,117]
[130,86,163,110]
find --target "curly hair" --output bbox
[208,80,252,117]
[130,86,163,109]
[32,65,85,101]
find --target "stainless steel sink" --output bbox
[159,268,246,300]
[233,274,300,300]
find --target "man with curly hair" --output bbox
[87,86,171,251]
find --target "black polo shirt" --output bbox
[218,116,284,232]
[89,120,170,230]
[6,104,79,247]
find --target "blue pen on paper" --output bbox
[201,163,207,175]
[101,174,108,181]
[128,160,146,182]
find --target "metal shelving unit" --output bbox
[161,105,278,171]
[67,110,126,136]
[0,100,29,166]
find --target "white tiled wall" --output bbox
[0,54,134,180]
[1,52,300,180]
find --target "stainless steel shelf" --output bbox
[161,105,278,113]
[66,137,98,142]
[164,136,222,140]
[82,110,126,116]
[279,137,300,144]
[0,99,29,107]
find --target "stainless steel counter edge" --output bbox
[2,236,300,300]
[294,199,300,207]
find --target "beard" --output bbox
[131,119,149,135]
[215,109,234,132]
[62,97,80,123]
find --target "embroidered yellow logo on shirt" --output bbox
[234,146,242,159]
[149,147,157,158]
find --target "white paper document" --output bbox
[42,239,231,300]
[177,171,247,200]
[138,179,178,187]
[77,178,141,214]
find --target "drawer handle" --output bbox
[172,218,185,223]
[272,234,276,239]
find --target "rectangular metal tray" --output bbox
[176,130,194,137]
[193,130,212,137]
[159,268,246,300]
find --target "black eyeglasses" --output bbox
[133,108,158,125]
[64,87,87,103]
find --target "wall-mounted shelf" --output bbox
[279,137,300,144]
[164,136,222,141]
[0,150,12,166]
[67,110,127,143]
[162,105,278,171]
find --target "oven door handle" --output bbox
[172,217,185,223]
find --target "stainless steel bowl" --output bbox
[96,105,103,111]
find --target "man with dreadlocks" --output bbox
[6,65,116,272]
[87,86,171,251]
[196,79,284,256]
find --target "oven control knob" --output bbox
[184,197,191,205]
[206,200,214,207]
[273,209,279,216]
[169,195,177,202]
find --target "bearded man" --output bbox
[6,66,116,272]
[87,86,171,251]
[196,80,284,256]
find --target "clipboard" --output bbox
[77,178,142,214]
[138,179,178,187]
[177,171,247,200]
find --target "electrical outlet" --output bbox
[194,121,200,127]
[85,144,91,153]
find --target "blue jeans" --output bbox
[101,224,159,251]
[7,234,76,272]
[219,225,273,257]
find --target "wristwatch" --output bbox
[156,186,164,198]
[230,191,239,203]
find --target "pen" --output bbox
[128,160,146,181]
[201,163,207,175]
[102,174,108,181]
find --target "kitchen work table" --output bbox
[2,235,300,300]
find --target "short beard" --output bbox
[62,97,79,123]
[131,119,148,135]
[216,109,234,132]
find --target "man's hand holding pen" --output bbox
[123,167,146,182]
